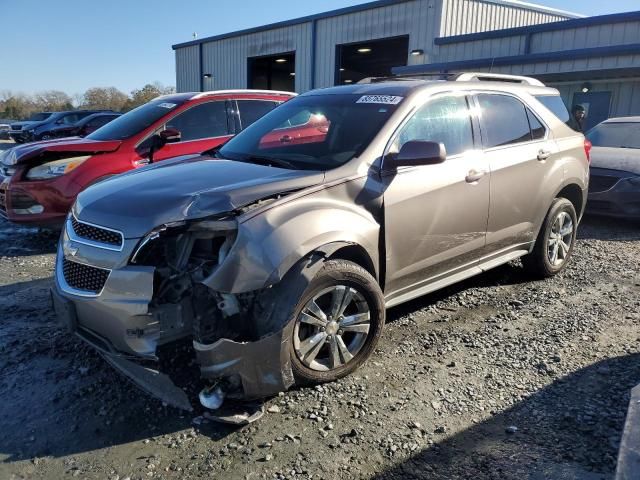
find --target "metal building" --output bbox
[395,11,640,129]
[172,0,575,93]
[172,0,640,125]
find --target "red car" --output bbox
[0,90,294,226]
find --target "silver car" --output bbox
[586,117,640,219]
[52,75,589,410]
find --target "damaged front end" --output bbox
[125,215,295,407]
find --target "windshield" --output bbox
[587,122,640,149]
[87,99,186,141]
[28,112,53,122]
[217,93,402,170]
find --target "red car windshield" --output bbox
[87,99,187,141]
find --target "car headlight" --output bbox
[26,155,91,180]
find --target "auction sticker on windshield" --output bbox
[356,95,403,105]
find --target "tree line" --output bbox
[0,82,176,120]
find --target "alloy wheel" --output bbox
[293,285,371,372]
[547,211,574,267]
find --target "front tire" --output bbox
[288,259,385,385]
[522,198,578,278]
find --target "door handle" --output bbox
[280,135,292,143]
[537,149,552,161]
[465,169,487,183]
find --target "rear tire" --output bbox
[522,198,577,278]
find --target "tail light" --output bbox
[584,139,592,163]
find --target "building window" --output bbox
[336,36,409,85]
[248,52,295,92]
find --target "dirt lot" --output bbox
[0,211,639,480]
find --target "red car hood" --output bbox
[1,137,122,165]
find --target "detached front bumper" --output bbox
[53,233,294,408]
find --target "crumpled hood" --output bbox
[75,155,325,238]
[590,147,640,176]
[1,137,122,166]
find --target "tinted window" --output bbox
[167,101,228,141]
[527,109,546,140]
[587,122,640,149]
[87,116,111,127]
[237,100,279,129]
[59,113,83,125]
[535,95,571,125]
[28,113,53,121]
[478,94,531,148]
[87,99,187,141]
[394,95,474,157]
[218,94,401,171]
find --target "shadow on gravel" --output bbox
[372,353,639,479]
[0,219,58,257]
[0,276,236,463]
[387,262,532,323]
[579,215,640,241]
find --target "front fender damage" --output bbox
[125,214,326,413]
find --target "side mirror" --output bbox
[387,141,447,168]
[159,128,181,144]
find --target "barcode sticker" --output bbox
[356,95,403,105]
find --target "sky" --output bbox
[0,0,637,97]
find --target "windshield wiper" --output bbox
[237,155,299,170]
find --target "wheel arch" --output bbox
[555,183,584,219]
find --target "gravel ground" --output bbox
[0,214,638,480]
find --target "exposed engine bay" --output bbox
[127,217,295,410]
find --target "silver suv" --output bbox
[52,74,590,410]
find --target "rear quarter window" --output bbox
[535,95,571,125]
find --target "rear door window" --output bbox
[393,95,474,157]
[477,94,532,148]
[166,101,228,141]
[237,100,279,130]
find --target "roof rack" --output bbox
[358,72,454,84]
[450,72,545,86]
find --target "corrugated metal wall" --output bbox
[439,0,569,37]
[201,22,313,92]
[174,0,572,92]
[553,80,640,118]
[314,0,441,88]
[175,45,200,92]
[434,18,640,66]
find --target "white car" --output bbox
[0,124,11,140]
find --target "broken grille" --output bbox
[71,216,123,248]
[62,258,110,293]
